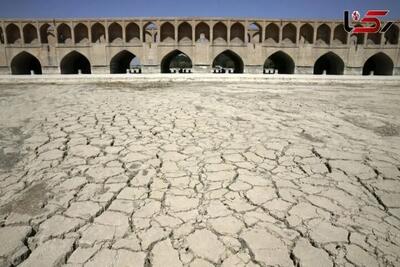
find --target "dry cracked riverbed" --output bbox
[0,80,399,267]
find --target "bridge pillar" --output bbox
[245,65,263,74]
[142,65,160,73]
[193,64,211,73]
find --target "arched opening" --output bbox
[60,51,91,74]
[110,50,141,74]
[264,51,295,74]
[108,22,123,43]
[40,23,55,44]
[74,23,88,44]
[91,23,105,43]
[282,23,296,44]
[212,50,244,73]
[213,22,227,43]
[143,22,157,43]
[195,22,210,42]
[11,52,42,75]
[161,22,175,42]
[178,22,192,43]
[230,22,245,43]
[126,22,140,43]
[313,52,344,75]
[316,24,331,45]
[0,27,4,44]
[6,24,21,44]
[161,50,192,73]
[333,24,347,44]
[362,53,393,76]
[23,24,38,44]
[299,23,313,44]
[57,23,72,44]
[384,24,399,45]
[367,33,381,45]
[265,23,279,43]
[248,23,261,43]
[350,33,364,45]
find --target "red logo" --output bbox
[344,10,394,33]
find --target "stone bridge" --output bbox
[0,17,399,75]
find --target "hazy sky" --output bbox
[0,0,399,19]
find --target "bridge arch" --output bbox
[248,22,261,43]
[362,52,393,75]
[316,24,331,45]
[282,23,296,44]
[6,23,21,44]
[333,24,347,44]
[195,22,210,42]
[213,22,227,43]
[0,27,3,44]
[264,51,295,74]
[161,50,192,73]
[11,51,42,75]
[367,32,381,45]
[23,24,38,44]
[313,52,344,75]
[40,23,55,44]
[126,22,140,43]
[143,22,157,43]
[91,23,105,43]
[161,22,175,42]
[109,22,123,43]
[299,23,313,44]
[384,24,399,45]
[57,23,72,44]
[265,23,279,43]
[60,51,91,74]
[212,50,244,73]
[110,50,140,74]
[178,22,192,43]
[74,23,89,44]
[230,22,245,43]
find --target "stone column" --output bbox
[296,21,300,45]
[139,21,143,43]
[122,20,126,43]
[18,22,23,44]
[279,22,283,43]
[244,20,248,44]
[174,20,178,45]
[2,21,7,44]
[156,20,160,43]
[313,22,317,44]
[210,21,214,44]
[105,20,109,43]
[70,21,75,44]
[192,21,195,45]
[36,21,40,44]
[261,21,266,43]
[329,22,334,45]
[88,21,92,43]
[227,20,231,45]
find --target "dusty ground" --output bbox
[0,79,399,267]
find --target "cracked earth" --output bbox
[0,79,399,267]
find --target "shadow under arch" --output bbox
[160,50,192,73]
[264,51,295,74]
[313,52,344,75]
[362,52,393,76]
[60,51,91,74]
[11,51,42,75]
[212,50,244,73]
[110,50,140,74]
